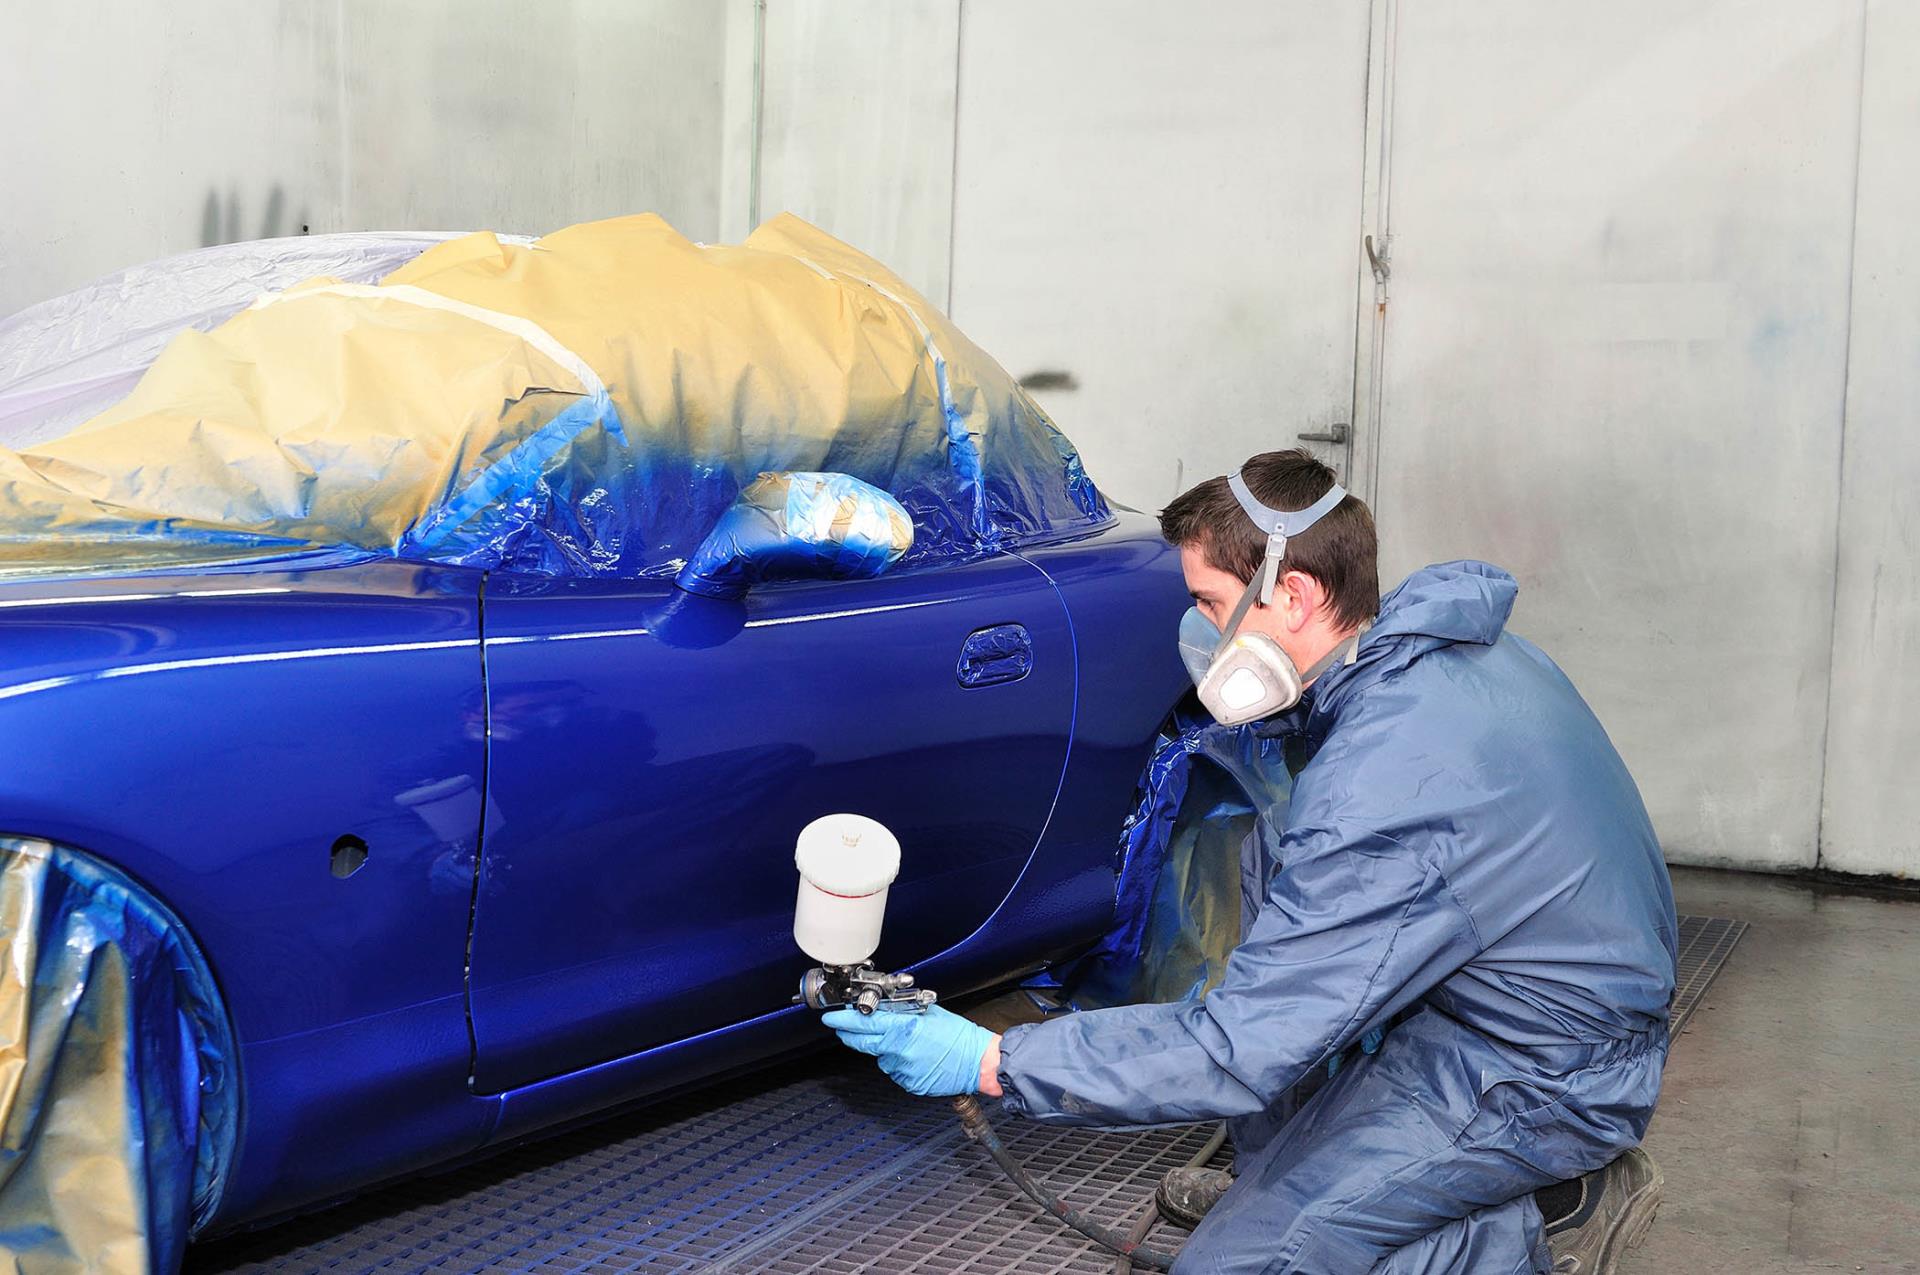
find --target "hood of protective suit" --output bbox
[1303,560,1519,723]
[1369,559,1518,647]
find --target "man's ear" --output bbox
[1278,569,1324,632]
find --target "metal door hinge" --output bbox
[1365,233,1391,304]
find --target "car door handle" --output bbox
[957,624,1033,688]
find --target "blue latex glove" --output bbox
[1327,1025,1388,1079]
[823,1005,995,1097]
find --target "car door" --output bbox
[466,552,1073,1092]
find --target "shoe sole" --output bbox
[1156,1199,1208,1231]
[1599,1157,1665,1270]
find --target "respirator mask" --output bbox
[1179,471,1364,726]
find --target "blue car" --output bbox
[0,218,1190,1265]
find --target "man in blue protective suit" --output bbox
[827,449,1679,1274]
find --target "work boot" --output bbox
[1155,1167,1233,1229]
[1542,1147,1664,1273]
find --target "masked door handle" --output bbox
[1297,423,1350,444]
[956,624,1033,688]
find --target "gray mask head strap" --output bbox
[1226,470,1348,606]
[1299,618,1371,684]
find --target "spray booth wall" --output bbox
[3,0,1917,880]
[0,0,742,309]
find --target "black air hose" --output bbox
[951,1094,1197,1272]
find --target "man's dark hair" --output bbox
[1159,448,1380,629]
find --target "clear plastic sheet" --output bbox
[0,837,236,1274]
[0,280,615,578]
[0,215,1106,582]
[0,232,491,450]
[677,471,914,598]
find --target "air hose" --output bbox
[951,1095,1226,1273]
[1113,1121,1229,1275]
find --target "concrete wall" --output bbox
[1358,1,1920,878]
[0,0,733,316]
[738,0,1920,878]
[729,0,1375,511]
[1820,0,1920,877]
[4,1,341,314]
[1371,3,1865,871]
[752,0,959,305]
[336,1,731,239]
[946,0,1373,512]
[7,1,1920,876]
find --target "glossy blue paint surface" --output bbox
[472,554,1074,1090]
[482,519,1193,1148]
[0,563,493,1224]
[0,511,1191,1232]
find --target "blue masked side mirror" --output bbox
[675,471,915,600]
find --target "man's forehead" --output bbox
[1179,543,1243,591]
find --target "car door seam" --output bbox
[463,571,493,1091]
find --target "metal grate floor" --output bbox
[731,1120,1223,1275]
[189,914,1746,1275]
[1670,913,1747,1033]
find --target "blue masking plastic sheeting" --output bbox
[954,624,1034,688]
[676,471,915,599]
[0,837,237,1275]
[0,214,1107,583]
[1055,704,1294,1010]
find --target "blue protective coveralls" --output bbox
[995,562,1679,1274]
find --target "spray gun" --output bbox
[791,814,1186,1272]
[796,964,935,1015]
[791,813,936,1015]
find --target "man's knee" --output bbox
[1173,1190,1363,1275]
[1367,1194,1551,1275]
[1174,1175,1551,1275]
